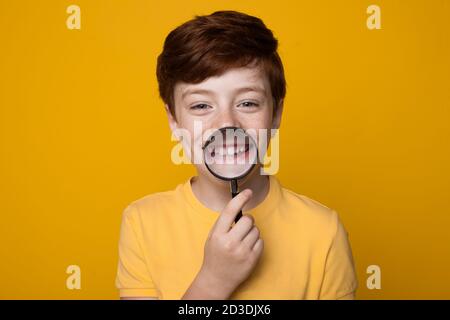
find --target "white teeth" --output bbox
[210,146,246,157]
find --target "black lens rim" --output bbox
[202,126,259,181]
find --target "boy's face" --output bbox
[166,65,283,180]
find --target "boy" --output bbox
[115,10,358,300]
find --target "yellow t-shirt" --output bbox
[115,175,358,299]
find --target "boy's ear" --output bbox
[272,98,284,130]
[164,104,179,139]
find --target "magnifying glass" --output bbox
[202,126,259,223]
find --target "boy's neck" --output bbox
[191,172,270,213]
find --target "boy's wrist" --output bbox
[193,268,236,300]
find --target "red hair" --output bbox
[156,10,286,116]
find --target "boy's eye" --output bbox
[190,101,259,110]
[238,101,259,108]
[190,104,211,110]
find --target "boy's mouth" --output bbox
[208,142,250,157]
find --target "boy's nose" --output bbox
[214,109,241,129]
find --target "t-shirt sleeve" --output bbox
[115,203,159,298]
[319,210,358,299]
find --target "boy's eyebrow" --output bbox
[181,86,266,99]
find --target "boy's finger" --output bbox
[215,189,253,233]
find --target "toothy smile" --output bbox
[208,143,250,157]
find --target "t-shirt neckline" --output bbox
[181,175,281,223]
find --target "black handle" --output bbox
[231,179,242,223]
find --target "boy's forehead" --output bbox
[175,66,270,97]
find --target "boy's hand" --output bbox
[197,189,264,298]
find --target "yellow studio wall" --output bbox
[0,0,449,299]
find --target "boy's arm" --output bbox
[181,268,235,300]
[120,297,158,300]
[116,204,160,299]
[319,211,358,299]
[118,268,231,300]
[336,292,355,300]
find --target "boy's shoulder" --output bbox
[277,180,338,225]
[123,183,185,217]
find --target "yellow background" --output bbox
[1,0,449,299]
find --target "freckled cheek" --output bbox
[242,113,272,131]
[242,114,273,153]
[176,115,211,151]
[177,125,205,159]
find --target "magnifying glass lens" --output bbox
[203,127,258,180]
